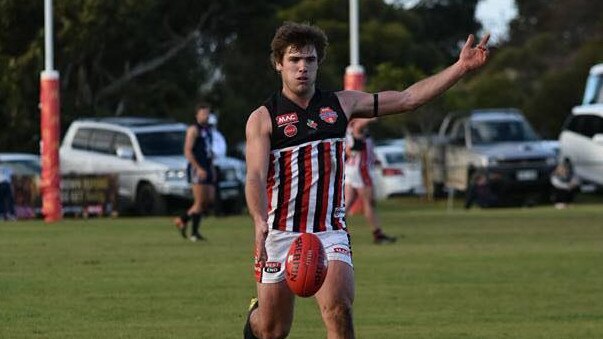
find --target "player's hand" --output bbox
[458,33,490,72]
[254,222,269,271]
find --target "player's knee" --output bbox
[321,301,353,327]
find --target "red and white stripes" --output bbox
[346,137,374,186]
[266,138,346,233]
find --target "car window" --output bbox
[578,116,592,137]
[136,131,185,156]
[112,132,133,154]
[569,115,598,138]
[89,129,115,154]
[581,115,603,138]
[450,120,466,144]
[565,115,579,133]
[470,120,538,144]
[592,115,603,135]
[3,160,40,175]
[72,128,92,150]
[583,74,603,105]
[384,152,406,164]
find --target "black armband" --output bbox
[373,93,379,117]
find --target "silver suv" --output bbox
[430,109,558,204]
[59,117,245,215]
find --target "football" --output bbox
[285,233,328,297]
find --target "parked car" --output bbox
[581,63,603,105]
[559,104,603,189]
[558,63,603,191]
[403,109,558,205]
[372,139,424,199]
[0,153,41,218]
[0,153,41,176]
[434,109,556,202]
[60,117,245,215]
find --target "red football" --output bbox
[285,233,328,297]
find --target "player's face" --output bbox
[276,44,318,98]
[196,108,210,125]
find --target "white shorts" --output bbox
[345,163,373,189]
[255,230,353,283]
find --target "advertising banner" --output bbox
[11,174,118,219]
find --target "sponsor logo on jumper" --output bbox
[307,119,318,129]
[333,207,346,218]
[284,124,297,137]
[264,261,282,273]
[319,107,338,124]
[277,112,299,127]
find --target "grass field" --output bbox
[2,197,603,338]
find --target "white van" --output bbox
[558,63,603,189]
[559,105,603,188]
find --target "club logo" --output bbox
[319,107,338,124]
[333,207,346,218]
[307,119,318,129]
[284,124,297,137]
[276,112,299,127]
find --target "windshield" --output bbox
[384,152,406,164]
[583,74,602,105]
[3,160,41,175]
[136,131,185,156]
[470,120,539,145]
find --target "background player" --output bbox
[344,118,396,244]
[174,102,216,241]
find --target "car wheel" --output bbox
[466,167,476,190]
[432,182,446,197]
[136,183,166,216]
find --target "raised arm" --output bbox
[338,33,490,119]
[245,106,272,268]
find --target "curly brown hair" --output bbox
[195,100,210,112]
[270,22,328,69]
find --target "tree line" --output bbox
[0,0,601,153]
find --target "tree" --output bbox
[0,0,271,151]
[453,0,603,138]
[211,0,296,148]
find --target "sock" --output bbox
[373,229,383,238]
[191,213,202,236]
[180,213,191,224]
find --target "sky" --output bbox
[390,0,518,44]
[475,0,518,43]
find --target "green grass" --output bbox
[2,197,603,338]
